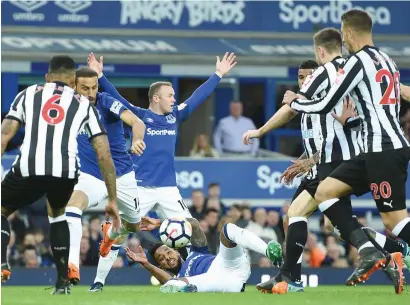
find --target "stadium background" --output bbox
[1,0,409,287]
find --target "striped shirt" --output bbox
[300,113,321,179]
[5,82,106,179]
[294,56,362,163]
[291,47,408,153]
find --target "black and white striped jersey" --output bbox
[5,82,106,179]
[300,113,321,179]
[291,47,408,153]
[295,56,363,163]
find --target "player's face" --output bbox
[75,77,99,104]
[156,85,176,114]
[298,69,314,89]
[154,245,181,270]
[341,22,354,54]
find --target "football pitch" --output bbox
[1,286,408,305]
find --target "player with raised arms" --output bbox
[126,216,282,293]
[86,52,238,292]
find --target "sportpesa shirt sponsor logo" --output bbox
[146,128,176,136]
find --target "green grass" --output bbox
[1,285,408,305]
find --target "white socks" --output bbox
[224,223,267,255]
[66,207,83,268]
[94,244,121,285]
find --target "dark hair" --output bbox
[75,67,98,85]
[341,9,372,33]
[205,208,219,216]
[313,27,342,53]
[149,243,164,260]
[148,81,173,103]
[208,182,220,189]
[48,55,76,74]
[299,60,319,70]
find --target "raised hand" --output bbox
[216,52,237,77]
[130,140,146,156]
[125,246,148,265]
[331,98,357,125]
[87,52,104,76]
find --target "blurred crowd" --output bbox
[7,181,404,271]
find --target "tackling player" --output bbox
[126,216,281,293]
[66,68,146,285]
[86,52,237,292]
[282,10,408,293]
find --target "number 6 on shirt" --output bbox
[42,94,65,125]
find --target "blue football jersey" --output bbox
[77,92,133,180]
[126,106,188,187]
[98,73,221,187]
[177,246,215,277]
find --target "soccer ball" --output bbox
[159,217,192,249]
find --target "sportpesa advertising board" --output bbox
[2,1,409,34]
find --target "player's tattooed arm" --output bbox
[298,152,308,160]
[1,118,20,156]
[91,134,117,202]
[311,150,320,165]
[187,218,208,248]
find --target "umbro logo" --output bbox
[146,118,154,123]
[54,1,92,14]
[9,0,47,12]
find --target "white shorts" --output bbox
[74,171,141,223]
[186,243,251,292]
[138,186,192,219]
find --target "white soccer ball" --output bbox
[159,217,192,249]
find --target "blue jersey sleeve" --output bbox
[101,94,128,120]
[176,73,221,121]
[98,75,146,119]
[190,246,211,254]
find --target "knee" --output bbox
[314,185,333,204]
[66,191,88,211]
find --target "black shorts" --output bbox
[318,160,353,215]
[329,147,410,212]
[291,177,319,203]
[1,171,77,212]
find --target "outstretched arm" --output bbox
[125,247,173,284]
[177,53,237,121]
[284,56,364,114]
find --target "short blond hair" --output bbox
[148,81,172,103]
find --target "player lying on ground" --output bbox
[281,10,409,294]
[125,216,282,293]
[85,52,237,292]
[66,67,146,285]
